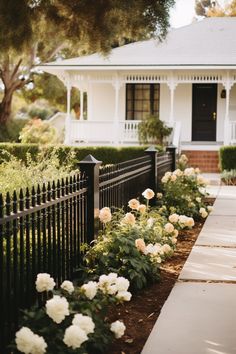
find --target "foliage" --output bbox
[0,148,77,195]
[219,146,236,171]
[0,118,29,142]
[0,144,163,166]
[195,0,236,17]
[19,119,60,144]
[12,273,129,354]
[159,168,211,218]
[82,196,178,291]
[138,114,172,145]
[0,0,175,124]
[221,169,236,185]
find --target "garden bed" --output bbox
[108,221,204,354]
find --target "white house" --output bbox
[39,17,236,171]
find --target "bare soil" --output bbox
[108,221,205,354]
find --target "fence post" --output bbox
[166,145,177,171]
[145,146,158,198]
[79,155,102,243]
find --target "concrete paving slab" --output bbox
[196,215,236,247]
[217,186,236,199]
[142,282,236,354]
[205,185,220,198]
[179,246,236,281]
[210,198,236,216]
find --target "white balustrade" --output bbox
[229,121,236,144]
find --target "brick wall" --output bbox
[181,150,220,173]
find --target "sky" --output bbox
[170,0,229,28]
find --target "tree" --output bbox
[0,0,175,125]
[195,0,236,17]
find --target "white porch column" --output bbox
[64,80,71,144]
[112,76,122,144]
[223,73,233,145]
[167,74,177,126]
[80,90,84,120]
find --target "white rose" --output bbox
[98,274,117,294]
[142,188,155,200]
[161,175,169,183]
[121,212,136,226]
[35,273,55,293]
[207,205,213,212]
[168,213,179,223]
[173,229,179,238]
[178,215,188,225]
[186,217,195,228]
[107,284,118,295]
[116,277,130,292]
[173,169,183,177]
[63,325,88,349]
[107,272,118,282]
[138,204,147,213]
[81,281,98,300]
[15,327,47,354]
[179,154,188,163]
[128,198,140,210]
[99,207,112,223]
[195,167,200,174]
[46,295,69,324]
[161,244,172,254]
[164,223,174,233]
[61,280,74,294]
[200,208,208,218]
[170,174,177,182]
[110,320,126,339]
[156,193,163,199]
[171,237,177,244]
[72,314,95,335]
[147,217,154,228]
[144,243,154,255]
[184,167,195,176]
[116,291,132,302]
[196,197,201,203]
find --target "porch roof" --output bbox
[39,18,236,73]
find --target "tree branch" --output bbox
[10,58,23,81]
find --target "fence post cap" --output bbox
[145,146,158,153]
[166,144,176,149]
[79,154,102,165]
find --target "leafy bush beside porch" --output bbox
[219,146,236,171]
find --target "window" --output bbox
[126,83,160,120]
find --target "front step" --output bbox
[181,150,220,173]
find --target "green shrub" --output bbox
[19,119,59,144]
[219,146,236,171]
[0,119,29,142]
[138,114,172,145]
[0,144,161,167]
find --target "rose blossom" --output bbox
[15,327,47,354]
[128,198,140,210]
[35,273,55,293]
[81,281,98,300]
[156,193,163,199]
[173,229,179,237]
[168,213,179,223]
[61,280,74,294]
[184,167,195,176]
[173,169,183,177]
[72,314,95,335]
[46,295,69,324]
[138,204,147,214]
[116,291,132,302]
[207,205,213,212]
[185,217,195,228]
[121,212,136,226]
[116,277,130,292]
[170,174,177,182]
[161,244,172,254]
[99,207,112,223]
[110,321,126,339]
[200,207,208,218]
[63,325,88,349]
[135,238,146,253]
[142,188,155,200]
[164,223,175,233]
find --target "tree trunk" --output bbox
[0,89,14,125]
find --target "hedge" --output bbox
[0,143,162,167]
[219,146,236,171]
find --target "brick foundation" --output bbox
[181,150,220,173]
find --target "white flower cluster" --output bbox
[35,273,55,293]
[161,167,208,187]
[121,212,136,226]
[110,320,126,338]
[99,207,112,223]
[178,154,188,165]
[63,314,95,349]
[16,327,47,354]
[169,213,195,229]
[81,273,132,302]
[46,295,70,324]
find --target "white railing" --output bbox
[67,119,141,144]
[229,121,236,144]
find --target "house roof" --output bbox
[39,17,236,71]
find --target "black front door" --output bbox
[192,83,217,141]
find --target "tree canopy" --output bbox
[195,0,236,17]
[0,0,175,125]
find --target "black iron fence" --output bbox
[0,146,176,352]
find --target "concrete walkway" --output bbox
[142,176,236,354]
